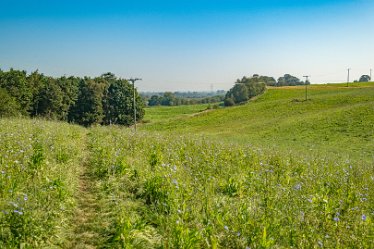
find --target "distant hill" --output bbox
[143,82,374,161]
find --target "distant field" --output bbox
[142,82,374,162]
[144,103,211,123]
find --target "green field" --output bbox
[1,83,374,248]
[142,83,374,162]
[144,104,212,123]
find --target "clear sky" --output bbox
[1,0,373,91]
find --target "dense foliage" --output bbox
[0,69,144,126]
[224,76,266,106]
[359,75,371,82]
[277,74,307,86]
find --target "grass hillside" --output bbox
[143,83,374,162]
[2,118,373,248]
[1,82,374,248]
[144,104,211,123]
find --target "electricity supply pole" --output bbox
[347,68,350,87]
[127,78,142,132]
[370,69,372,81]
[303,75,310,101]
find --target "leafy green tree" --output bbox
[56,76,80,121]
[0,88,21,117]
[246,81,266,98]
[148,95,162,106]
[231,83,249,103]
[69,78,105,126]
[161,92,176,106]
[102,78,144,125]
[33,77,64,119]
[0,69,32,114]
[225,75,266,106]
[258,76,277,86]
[224,97,235,106]
[359,75,371,82]
[277,74,302,86]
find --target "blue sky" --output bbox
[1,0,373,91]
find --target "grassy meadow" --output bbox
[1,82,374,248]
[144,104,211,123]
[143,83,374,162]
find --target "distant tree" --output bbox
[224,75,266,106]
[258,76,277,86]
[246,81,266,98]
[231,83,249,104]
[359,75,371,82]
[148,95,162,106]
[161,92,176,106]
[277,74,302,86]
[224,97,235,106]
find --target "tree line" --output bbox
[224,73,310,106]
[0,69,144,126]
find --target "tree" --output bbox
[359,75,371,82]
[69,78,105,126]
[33,77,64,119]
[231,83,249,104]
[161,92,176,106]
[277,74,302,86]
[258,76,277,86]
[56,76,80,121]
[148,95,162,106]
[102,78,145,125]
[224,75,266,106]
[0,69,32,114]
[0,88,21,117]
[224,97,235,106]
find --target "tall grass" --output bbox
[87,126,374,248]
[0,118,85,248]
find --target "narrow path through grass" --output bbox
[64,132,113,248]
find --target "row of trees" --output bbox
[0,69,144,126]
[242,74,309,87]
[224,73,310,106]
[146,92,224,106]
[224,76,267,106]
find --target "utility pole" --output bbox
[127,78,142,132]
[347,68,350,87]
[370,69,372,81]
[303,76,310,101]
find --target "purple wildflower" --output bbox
[362,214,367,222]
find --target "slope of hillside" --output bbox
[142,83,374,161]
